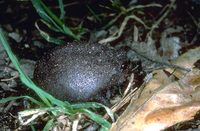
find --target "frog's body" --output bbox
[34,42,128,106]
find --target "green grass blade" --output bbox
[31,0,51,23]
[39,32,66,45]
[79,108,111,130]
[43,119,54,131]
[86,4,102,23]
[62,25,80,41]
[0,96,46,107]
[0,31,52,107]
[39,0,63,26]
[70,27,88,35]
[0,31,73,109]
[31,121,36,131]
[100,127,109,131]
[31,0,65,33]
[37,19,61,32]
[58,0,66,24]
[32,0,80,41]
[101,13,122,30]
[71,102,114,122]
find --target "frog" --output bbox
[34,42,129,107]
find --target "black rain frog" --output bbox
[34,42,129,106]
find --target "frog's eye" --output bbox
[120,61,130,71]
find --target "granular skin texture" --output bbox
[34,42,128,106]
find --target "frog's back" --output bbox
[34,42,128,105]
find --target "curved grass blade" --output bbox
[77,108,111,130]
[0,96,45,107]
[43,119,54,131]
[40,33,66,45]
[37,19,61,32]
[0,31,72,109]
[31,0,80,41]
[31,0,64,33]
[30,0,51,23]
[71,102,115,122]
[0,31,50,107]
[35,21,66,44]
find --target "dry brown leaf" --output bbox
[110,47,200,131]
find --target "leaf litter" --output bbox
[110,46,200,131]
